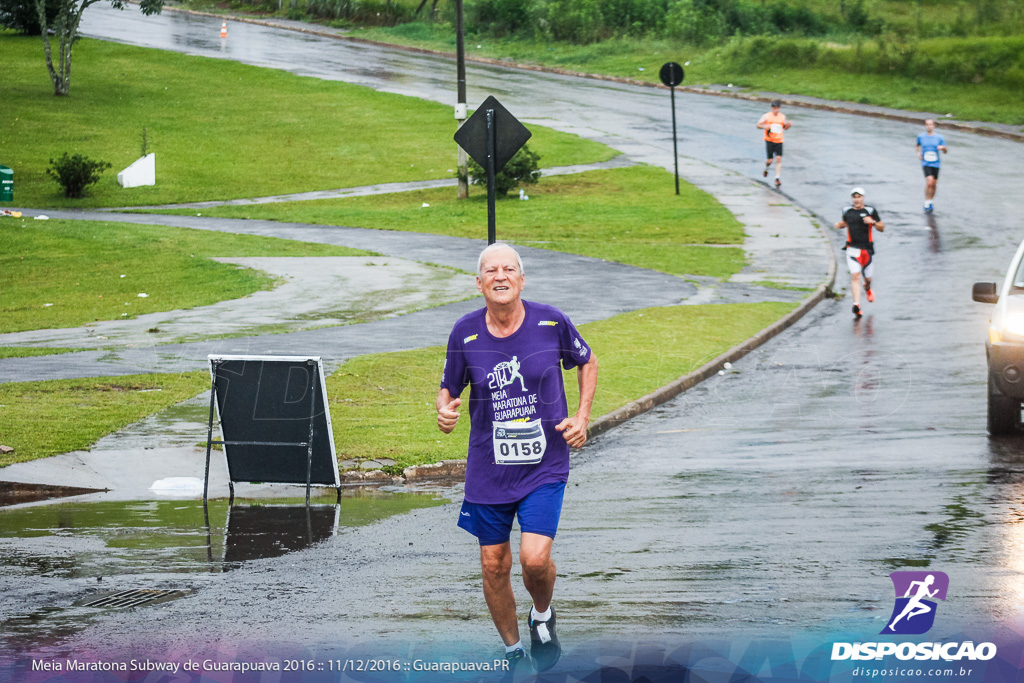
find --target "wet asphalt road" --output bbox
[4,6,1024,675]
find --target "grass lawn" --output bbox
[0,32,615,208]
[0,301,796,469]
[325,301,796,468]
[148,165,747,278]
[0,218,372,333]
[0,347,85,359]
[0,372,209,467]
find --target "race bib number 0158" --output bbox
[493,419,546,465]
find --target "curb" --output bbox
[588,283,834,441]
[162,6,1024,144]
[585,182,838,440]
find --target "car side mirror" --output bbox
[972,282,998,304]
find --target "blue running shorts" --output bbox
[457,481,566,546]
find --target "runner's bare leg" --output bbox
[520,532,555,613]
[481,542,520,645]
[851,272,863,308]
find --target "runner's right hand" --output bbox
[438,398,461,434]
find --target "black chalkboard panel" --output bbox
[208,355,339,487]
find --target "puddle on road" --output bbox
[0,489,448,659]
[0,489,446,578]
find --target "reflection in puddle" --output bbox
[223,504,339,565]
[0,490,446,578]
[0,482,106,507]
[0,489,447,659]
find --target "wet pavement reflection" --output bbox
[0,491,444,577]
[0,489,447,659]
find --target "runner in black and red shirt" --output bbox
[834,187,885,318]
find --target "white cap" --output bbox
[850,187,865,196]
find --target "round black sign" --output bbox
[659,62,684,88]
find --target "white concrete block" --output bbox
[117,153,155,188]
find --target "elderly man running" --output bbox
[437,243,599,673]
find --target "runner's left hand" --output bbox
[556,415,589,448]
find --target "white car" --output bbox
[973,237,1024,435]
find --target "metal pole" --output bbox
[671,86,680,196]
[203,364,219,504]
[455,0,468,199]
[305,366,317,506]
[203,500,213,566]
[486,108,496,244]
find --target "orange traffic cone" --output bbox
[220,21,227,38]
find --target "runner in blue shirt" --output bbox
[916,119,947,213]
[437,243,598,673]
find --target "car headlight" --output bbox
[994,312,1024,342]
[1007,313,1024,337]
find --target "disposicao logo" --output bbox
[831,570,997,663]
[881,571,948,635]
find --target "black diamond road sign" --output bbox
[454,96,532,173]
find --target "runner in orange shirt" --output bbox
[756,99,791,188]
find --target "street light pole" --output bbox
[455,0,468,199]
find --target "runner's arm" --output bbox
[436,388,462,434]
[834,220,847,230]
[916,143,922,161]
[870,210,884,232]
[556,353,599,448]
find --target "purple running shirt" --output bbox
[441,300,592,504]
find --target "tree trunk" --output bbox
[36,0,95,96]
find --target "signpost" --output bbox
[659,62,685,195]
[455,0,468,199]
[454,96,531,244]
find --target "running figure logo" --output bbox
[488,356,528,391]
[881,571,949,635]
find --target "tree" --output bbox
[467,145,542,197]
[0,0,60,34]
[35,0,164,97]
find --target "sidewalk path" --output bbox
[0,256,477,350]
[112,157,636,211]
[0,152,831,384]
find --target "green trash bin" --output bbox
[0,166,12,203]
